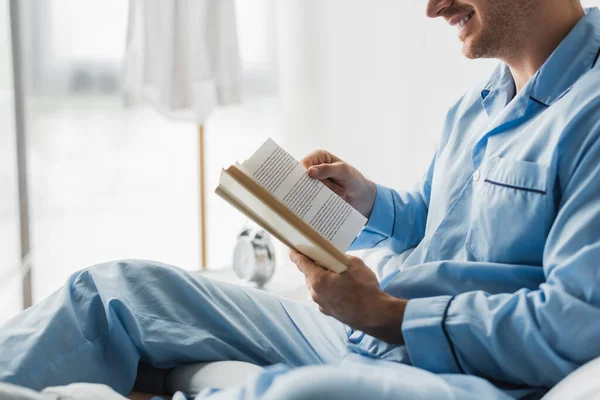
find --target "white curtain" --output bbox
[124,0,242,123]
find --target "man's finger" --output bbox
[289,249,306,264]
[345,256,368,272]
[300,154,319,169]
[294,255,318,276]
[308,162,350,181]
[300,150,334,169]
[290,250,327,280]
[289,250,313,273]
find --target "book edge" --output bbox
[217,168,349,273]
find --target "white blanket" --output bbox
[0,382,127,400]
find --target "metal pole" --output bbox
[199,124,207,269]
[9,0,33,309]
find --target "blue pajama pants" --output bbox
[0,260,517,399]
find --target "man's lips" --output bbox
[446,11,475,27]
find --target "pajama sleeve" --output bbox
[349,155,435,254]
[401,123,600,388]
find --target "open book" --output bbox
[215,138,367,273]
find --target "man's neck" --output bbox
[504,3,585,93]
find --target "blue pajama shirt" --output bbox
[2,7,600,400]
[357,7,600,390]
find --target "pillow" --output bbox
[165,361,264,396]
[542,356,600,400]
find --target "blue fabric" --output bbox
[350,6,600,392]
[2,7,600,400]
[0,260,516,399]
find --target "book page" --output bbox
[240,138,367,252]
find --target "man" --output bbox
[2,0,600,398]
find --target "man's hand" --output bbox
[290,250,407,345]
[300,150,377,219]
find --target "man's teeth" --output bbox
[456,13,473,30]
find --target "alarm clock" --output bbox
[232,228,275,287]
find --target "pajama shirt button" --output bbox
[472,170,481,182]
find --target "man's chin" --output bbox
[462,47,480,59]
[461,40,487,60]
[461,33,501,60]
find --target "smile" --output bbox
[456,12,475,31]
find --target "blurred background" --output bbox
[2,0,599,324]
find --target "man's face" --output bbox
[426,0,540,59]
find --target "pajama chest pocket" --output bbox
[466,156,550,265]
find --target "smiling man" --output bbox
[2,1,600,399]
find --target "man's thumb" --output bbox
[309,162,347,179]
